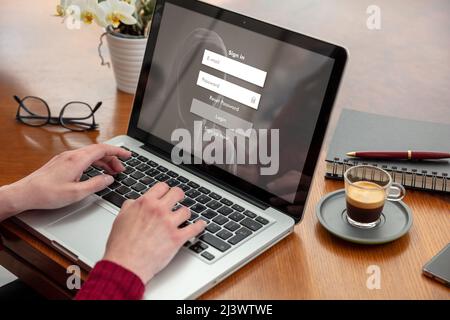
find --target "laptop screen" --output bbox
[131,0,346,220]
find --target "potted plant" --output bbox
[56,0,156,94]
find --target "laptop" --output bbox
[15,0,347,299]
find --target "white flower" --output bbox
[99,0,137,28]
[74,0,106,26]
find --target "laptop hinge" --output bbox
[140,144,268,210]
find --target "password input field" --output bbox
[202,49,267,87]
[196,71,261,110]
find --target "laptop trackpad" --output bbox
[44,202,116,265]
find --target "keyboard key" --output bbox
[180,197,195,207]
[209,192,221,200]
[122,177,137,187]
[87,169,102,177]
[130,171,144,180]
[179,184,190,192]
[155,173,170,181]
[177,176,189,183]
[200,233,231,252]
[120,146,129,150]
[187,181,199,188]
[198,187,210,194]
[140,187,150,194]
[139,176,155,185]
[191,203,206,213]
[231,204,245,212]
[127,159,141,167]
[243,210,257,218]
[116,185,131,195]
[206,223,221,234]
[202,209,217,219]
[236,227,252,237]
[189,241,208,254]
[147,160,158,167]
[228,233,249,245]
[103,191,126,208]
[218,206,233,216]
[172,204,182,212]
[136,163,150,172]
[130,151,139,157]
[206,200,221,210]
[95,188,110,197]
[167,179,180,187]
[157,165,168,172]
[109,181,121,190]
[196,194,211,204]
[240,218,263,231]
[255,216,269,225]
[186,189,200,199]
[132,183,146,192]
[125,191,140,199]
[115,173,127,181]
[201,251,215,261]
[224,221,240,232]
[220,198,233,206]
[217,229,233,240]
[167,171,178,178]
[145,168,159,177]
[212,215,229,225]
[188,213,199,221]
[229,211,245,222]
[123,166,135,174]
[137,156,148,162]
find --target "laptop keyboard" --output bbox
[81,146,271,263]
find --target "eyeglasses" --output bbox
[13,95,102,132]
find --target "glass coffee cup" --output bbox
[344,165,406,228]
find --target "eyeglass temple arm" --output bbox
[93,102,102,113]
[13,95,22,104]
[13,95,24,115]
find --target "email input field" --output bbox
[202,49,267,87]
[196,71,261,110]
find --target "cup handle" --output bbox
[387,183,406,201]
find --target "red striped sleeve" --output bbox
[75,260,145,300]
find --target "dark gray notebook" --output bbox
[325,109,450,193]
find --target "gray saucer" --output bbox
[316,189,413,244]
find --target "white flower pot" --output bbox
[106,28,147,94]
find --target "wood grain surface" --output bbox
[0,0,449,299]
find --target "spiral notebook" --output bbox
[325,109,450,193]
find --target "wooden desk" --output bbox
[0,0,449,299]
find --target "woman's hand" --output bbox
[103,182,206,284]
[0,144,131,220]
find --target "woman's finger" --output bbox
[78,144,131,170]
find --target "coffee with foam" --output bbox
[346,181,386,224]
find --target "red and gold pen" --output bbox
[346,150,450,160]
